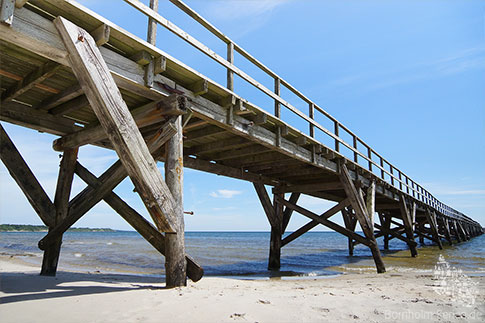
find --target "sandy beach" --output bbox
[1,254,484,323]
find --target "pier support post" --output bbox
[342,207,357,256]
[418,223,425,244]
[426,210,443,249]
[164,114,187,287]
[442,218,453,246]
[269,190,284,270]
[339,163,385,273]
[253,183,282,270]
[41,148,78,276]
[453,220,462,242]
[378,212,391,250]
[399,194,417,257]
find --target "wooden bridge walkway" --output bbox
[0,0,482,286]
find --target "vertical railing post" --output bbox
[405,176,410,194]
[398,171,403,191]
[353,136,358,163]
[367,147,372,172]
[390,166,394,187]
[334,121,340,152]
[274,78,281,117]
[147,0,158,45]
[309,103,314,138]
[379,158,384,180]
[227,42,234,91]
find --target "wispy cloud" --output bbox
[210,189,243,199]
[325,47,485,93]
[205,0,290,20]
[202,0,291,38]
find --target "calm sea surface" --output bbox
[1,231,484,278]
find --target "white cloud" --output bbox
[205,0,291,20]
[202,0,292,38]
[210,189,243,198]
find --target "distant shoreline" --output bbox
[0,224,116,233]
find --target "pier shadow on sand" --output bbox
[0,270,168,305]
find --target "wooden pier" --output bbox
[0,0,483,287]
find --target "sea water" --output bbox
[1,231,483,278]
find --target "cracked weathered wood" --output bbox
[41,148,78,276]
[54,16,177,232]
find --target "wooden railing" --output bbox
[123,0,476,225]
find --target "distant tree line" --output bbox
[0,224,115,232]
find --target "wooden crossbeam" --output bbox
[0,124,55,227]
[185,136,250,156]
[91,23,110,46]
[53,94,186,151]
[41,148,78,276]
[281,198,350,247]
[74,162,203,282]
[1,101,80,137]
[205,145,268,161]
[35,84,83,111]
[339,163,385,273]
[55,17,179,232]
[39,122,177,249]
[1,61,61,103]
[50,95,89,116]
[276,196,369,246]
[374,223,417,246]
[399,194,418,257]
[184,156,277,186]
[414,228,439,242]
[373,227,405,241]
[273,182,342,194]
[282,192,300,233]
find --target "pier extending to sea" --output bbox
[0,0,482,287]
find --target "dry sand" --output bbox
[1,254,484,323]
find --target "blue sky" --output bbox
[1,0,484,231]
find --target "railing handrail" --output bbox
[121,0,477,226]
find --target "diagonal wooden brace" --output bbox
[0,124,55,227]
[38,122,177,249]
[425,209,443,249]
[73,162,203,282]
[54,16,178,233]
[339,163,385,273]
[282,198,351,247]
[276,195,369,246]
[52,94,187,151]
[399,194,418,257]
[253,182,276,227]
